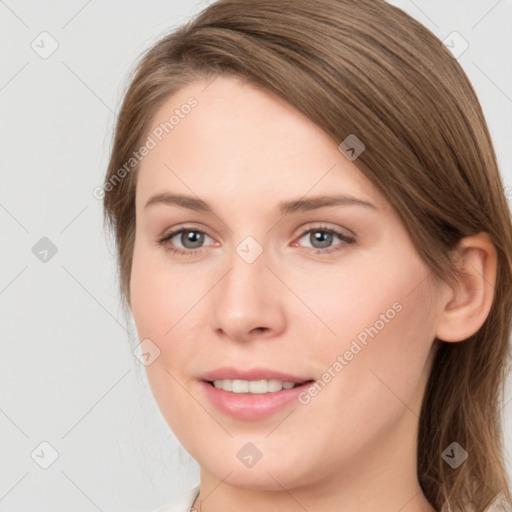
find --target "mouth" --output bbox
[200,378,316,420]
[204,378,315,394]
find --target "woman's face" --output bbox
[130,75,441,491]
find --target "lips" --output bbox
[200,366,312,383]
[199,378,314,420]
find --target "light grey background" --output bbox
[1,1,511,511]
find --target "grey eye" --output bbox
[178,230,206,249]
[308,230,334,249]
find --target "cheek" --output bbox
[292,252,438,415]
[129,241,217,401]
[130,239,207,341]
[130,244,208,436]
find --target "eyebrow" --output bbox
[144,192,377,215]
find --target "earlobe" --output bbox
[435,232,497,343]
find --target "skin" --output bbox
[130,75,497,512]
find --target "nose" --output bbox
[209,244,286,343]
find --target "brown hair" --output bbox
[102,0,512,510]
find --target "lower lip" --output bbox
[200,381,313,421]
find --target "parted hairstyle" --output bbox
[102,1,512,510]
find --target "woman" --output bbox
[101,0,512,510]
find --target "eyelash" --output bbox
[157,224,355,257]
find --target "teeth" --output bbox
[212,379,301,394]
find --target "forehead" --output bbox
[135,75,385,213]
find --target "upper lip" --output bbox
[200,367,313,383]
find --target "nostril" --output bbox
[251,327,268,334]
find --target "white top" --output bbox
[154,485,200,512]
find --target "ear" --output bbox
[435,232,497,343]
